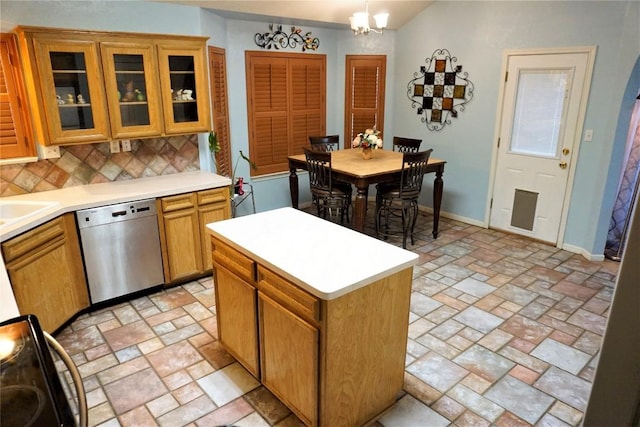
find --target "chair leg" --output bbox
[375,201,381,238]
[383,204,391,241]
[410,201,419,246]
[401,204,410,249]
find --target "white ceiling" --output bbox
[153,1,433,30]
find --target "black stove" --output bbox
[0,315,75,426]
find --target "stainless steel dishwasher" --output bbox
[76,199,164,304]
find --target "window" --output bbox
[344,55,386,148]
[246,51,326,176]
[208,46,231,176]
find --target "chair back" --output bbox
[399,149,433,198]
[304,147,334,193]
[309,135,340,152]
[393,136,422,153]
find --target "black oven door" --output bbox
[0,314,75,427]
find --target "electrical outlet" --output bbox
[121,139,131,152]
[110,140,121,153]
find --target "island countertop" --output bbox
[206,207,418,300]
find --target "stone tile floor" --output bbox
[54,207,619,426]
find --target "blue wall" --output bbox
[393,1,639,257]
[1,0,638,257]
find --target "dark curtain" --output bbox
[605,98,640,260]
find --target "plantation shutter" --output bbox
[0,33,34,159]
[344,55,386,148]
[246,52,326,176]
[290,58,325,155]
[208,46,231,177]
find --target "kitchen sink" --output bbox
[0,200,59,226]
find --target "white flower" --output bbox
[352,129,383,149]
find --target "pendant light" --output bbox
[349,0,389,35]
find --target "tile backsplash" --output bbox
[0,135,201,196]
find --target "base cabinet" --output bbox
[259,292,319,426]
[1,214,89,332]
[158,187,230,284]
[211,236,412,427]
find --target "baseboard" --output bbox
[416,205,485,228]
[562,243,605,261]
[303,199,603,260]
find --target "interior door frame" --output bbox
[486,46,597,248]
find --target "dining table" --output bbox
[288,148,446,238]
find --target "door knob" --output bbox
[562,148,570,155]
[559,161,568,169]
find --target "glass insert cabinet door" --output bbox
[100,42,162,139]
[158,42,210,134]
[33,39,110,145]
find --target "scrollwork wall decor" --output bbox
[407,49,474,131]
[255,24,320,52]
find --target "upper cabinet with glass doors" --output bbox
[157,40,210,134]
[32,38,110,145]
[100,41,163,139]
[15,27,210,146]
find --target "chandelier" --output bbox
[349,0,389,35]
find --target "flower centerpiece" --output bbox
[352,129,383,159]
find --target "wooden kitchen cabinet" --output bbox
[14,26,210,145]
[158,187,230,284]
[212,241,259,377]
[30,37,111,145]
[100,40,163,139]
[157,40,210,135]
[210,231,411,427]
[1,214,89,333]
[197,188,231,271]
[258,265,320,426]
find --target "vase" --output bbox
[362,147,372,160]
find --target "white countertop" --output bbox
[0,171,231,322]
[206,207,418,300]
[0,171,231,242]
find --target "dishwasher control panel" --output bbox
[76,198,158,228]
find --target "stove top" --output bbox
[0,315,75,427]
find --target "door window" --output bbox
[510,69,572,158]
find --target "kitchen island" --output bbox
[206,208,418,427]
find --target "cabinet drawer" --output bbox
[211,238,256,283]
[258,266,320,324]
[198,187,228,205]
[161,193,196,213]
[2,216,65,263]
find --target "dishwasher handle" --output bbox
[111,210,127,217]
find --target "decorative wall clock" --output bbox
[407,49,474,131]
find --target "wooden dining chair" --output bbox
[375,149,433,248]
[304,147,351,224]
[309,135,340,152]
[392,136,422,153]
[308,135,352,220]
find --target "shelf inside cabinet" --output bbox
[52,70,87,74]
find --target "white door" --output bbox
[490,49,594,244]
